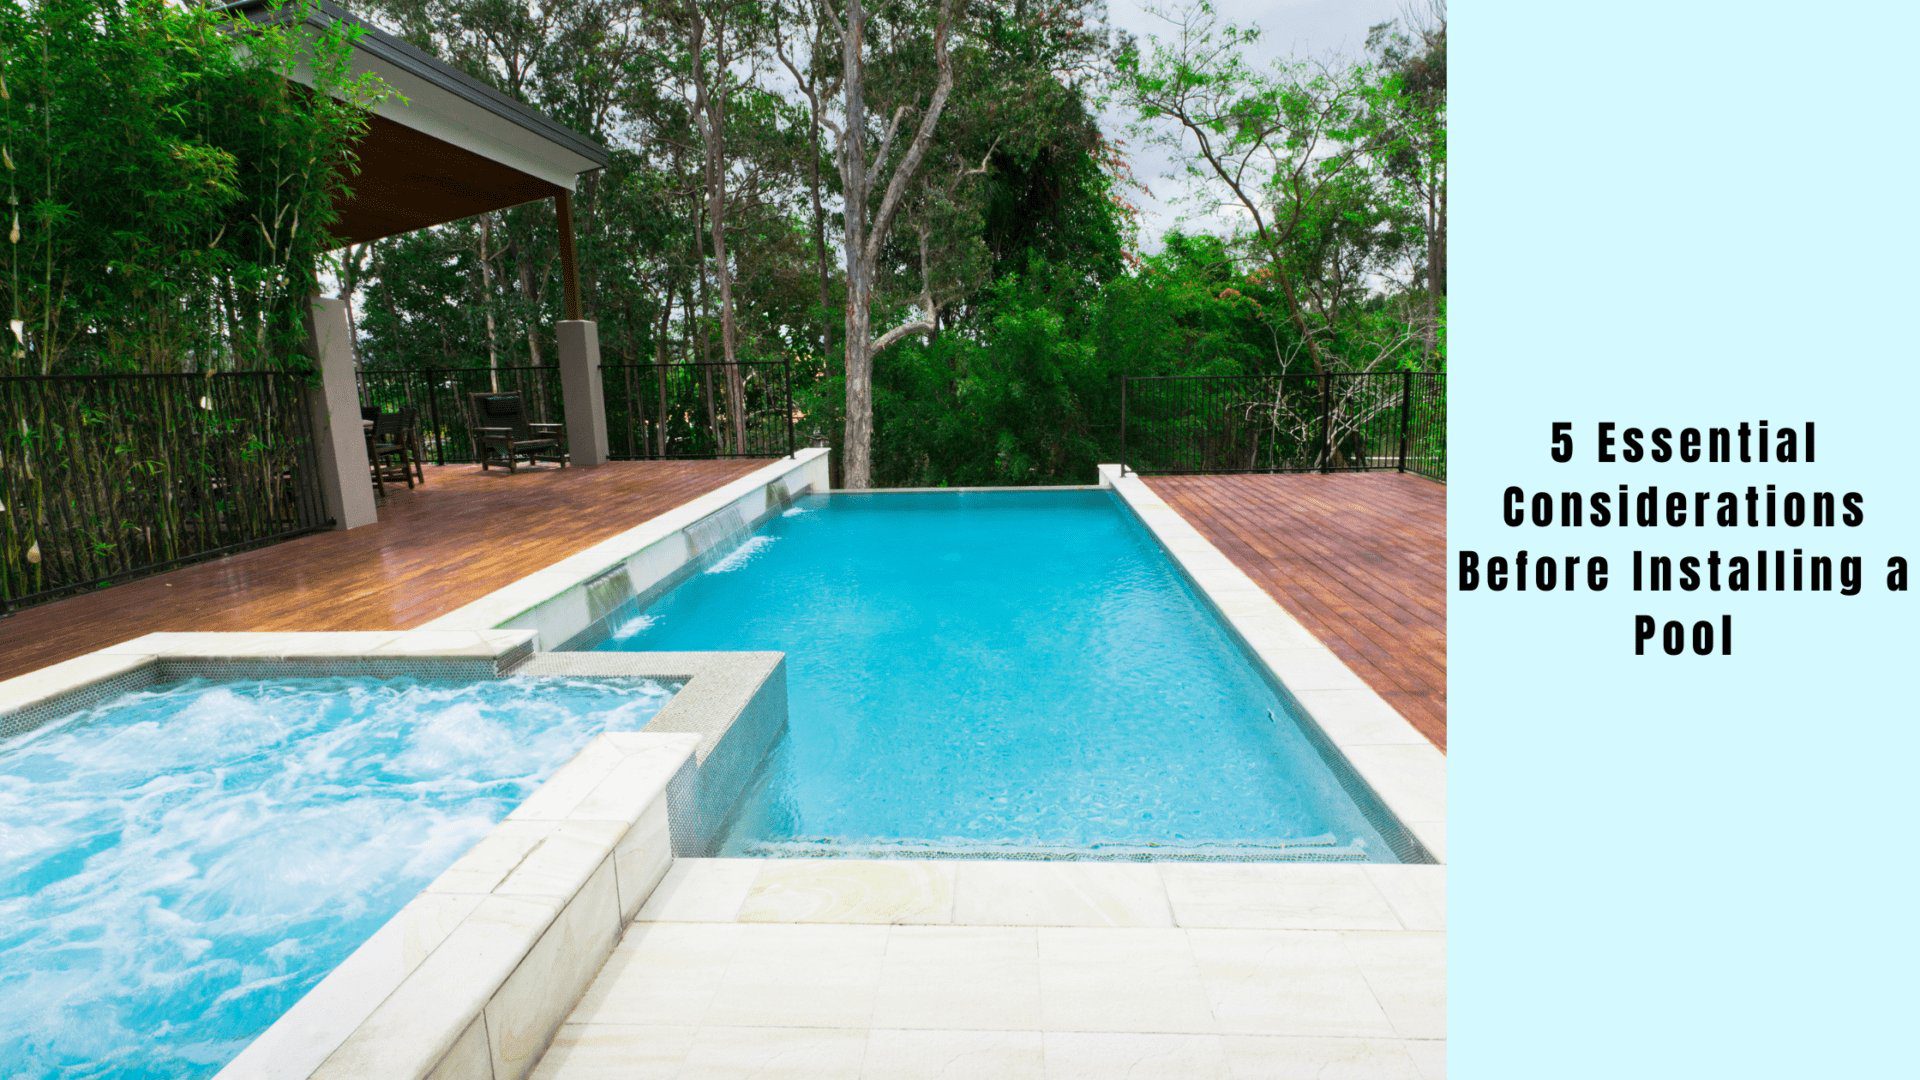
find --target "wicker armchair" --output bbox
[467,392,567,473]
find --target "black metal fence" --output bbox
[357,365,567,465]
[602,360,794,460]
[1120,371,1446,480]
[1,371,329,611]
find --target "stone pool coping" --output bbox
[1099,464,1447,863]
[0,629,790,1080]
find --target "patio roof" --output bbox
[222,0,610,247]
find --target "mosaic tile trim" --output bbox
[1273,699,1435,865]
[730,841,1374,863]
[5,639,535,746]
[0,664,162,742]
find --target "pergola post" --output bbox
[558,321,610,467]
[556,191,583,322]
[303,296,378,529]
[554,191,608,466]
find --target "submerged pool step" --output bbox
[733,838,1376,863]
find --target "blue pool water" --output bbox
[587,491,1399,860]
[0,675,674,1079]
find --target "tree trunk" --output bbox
[516,247,545,368]
[654,303,672,457]
[691,5,749,453]
[479,215,500,391]
[837,0,875,487]
[807,52,833,363]
[833,0,956,488]
[842,269,874,487]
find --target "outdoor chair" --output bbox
[368,410,415,495]
[395,405,427,483]
[467,391,567,473]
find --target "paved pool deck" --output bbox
[533,859,1444,1079]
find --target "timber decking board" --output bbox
[1146,472,1448,750]
[0,460,768,682]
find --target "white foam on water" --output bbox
[608,612,659,642]
[704,534,777,574]
[781,505,810,517]
[0,674,676,1077]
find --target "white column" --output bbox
[557,320,610,467]
[304,296,377,529]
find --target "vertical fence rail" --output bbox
[1118,371,1446,481]
[599,359,795,460]
[1,371,329,611]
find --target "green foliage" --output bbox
[0,0,386,376]
[279,0,1444,488]
[0,1,385,604]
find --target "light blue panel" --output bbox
[1456,2,1920,1076]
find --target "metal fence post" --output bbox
[1318,374,1332,473]
[786,359,796,458]
[1119,375,1129,476]
[1397,369,1413,473]
[425,369,446,466]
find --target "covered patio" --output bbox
[233,0,620,532]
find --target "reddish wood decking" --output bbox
[0,460,768,682]
[1147,473,1447,750]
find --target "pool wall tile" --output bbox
[0,651,160,740]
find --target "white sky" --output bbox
[1103,0,1404,249]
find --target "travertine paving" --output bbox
[533,859,1444,1079]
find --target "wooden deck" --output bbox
[0,459,769,682]
[1146,473,1447,750]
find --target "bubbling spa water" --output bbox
[0,675,674,1078]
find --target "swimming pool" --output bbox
[578,490,1410,861]
[0,674,675,1079]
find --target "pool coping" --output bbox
[1097,464,1447,863]
[0,630,791,1080]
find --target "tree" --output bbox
[0,0,384,376]
[1115,0,1425,376]
[1367,1,1446,360]
[820,0,960,489]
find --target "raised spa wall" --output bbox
[0,628,791,1080]
[0,452,825,1080]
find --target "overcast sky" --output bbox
[1103,0,1404,249]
